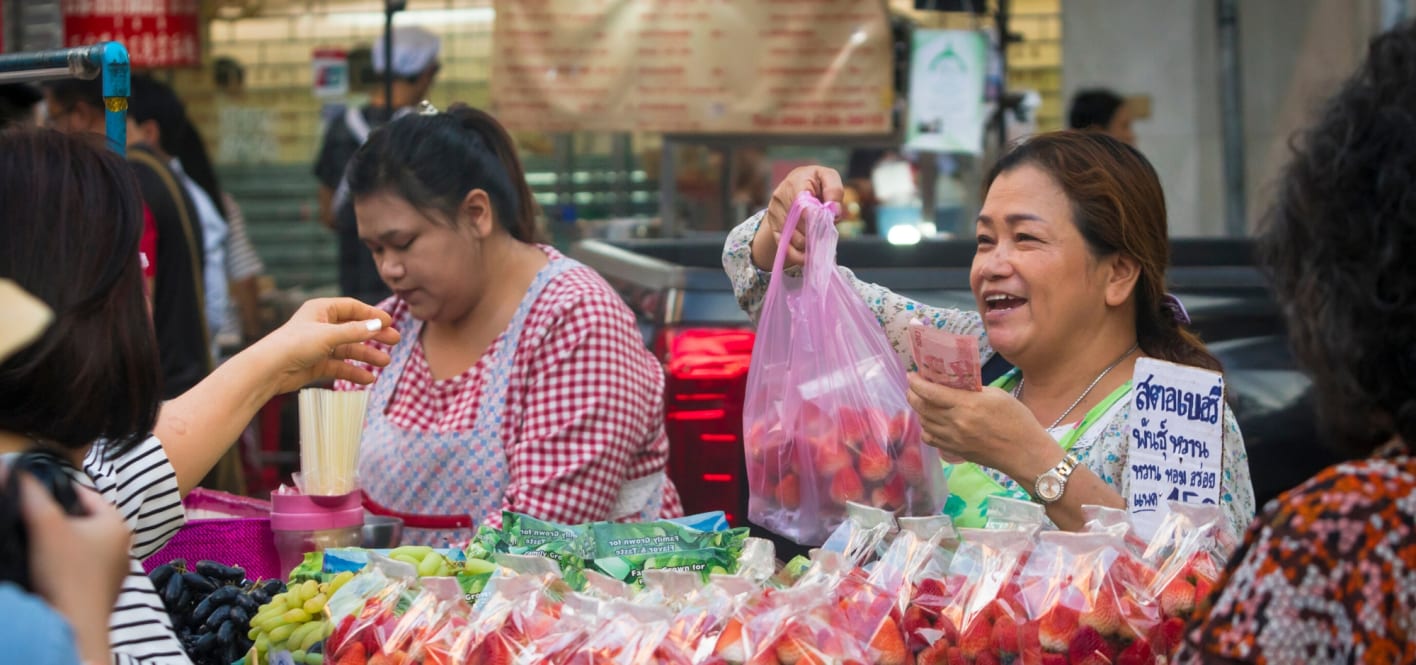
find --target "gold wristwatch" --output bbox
[1033,453,1079,504]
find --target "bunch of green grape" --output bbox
[388,545,454,577]
[247,571,354,665]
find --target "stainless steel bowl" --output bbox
[362,514,403,549]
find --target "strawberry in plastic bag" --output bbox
[911,528,1032,665]
[452,571,563,665]
[1143,503,1227,618]
[744,191,947,545]
[1013,528,1177,665]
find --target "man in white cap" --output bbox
[313,25,442,305]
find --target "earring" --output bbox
[417,100,439,116]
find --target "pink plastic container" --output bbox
[141,489,283,582]
[269,490,364,575]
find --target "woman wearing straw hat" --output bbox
[0,128,401,664]
[0,280,133,665]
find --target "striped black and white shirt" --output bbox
[77,436,192,665]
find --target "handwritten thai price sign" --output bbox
[1125,357,1225,540]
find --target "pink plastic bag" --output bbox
[743,192,947,545]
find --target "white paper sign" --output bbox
[312,48,350,99]
[1125,358,1225,540]
[905,30,989,155]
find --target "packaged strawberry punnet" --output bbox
[982,496,1047,531]
[711,585,802,664]
[820,502,897,568]
[451,571,564,665]
[1080,505,1150,557]
[325,558,415,663]
[1012,530,1167,665]
[380,578,470,664]
[1142,503,1227,653]
[655,573,749,662]
[742,582,875,665]
[867,519,956,631]
[912,528,1032,665]
[744,191,948,545]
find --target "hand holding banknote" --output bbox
[907,319,983,391]
[905,321,1060,476]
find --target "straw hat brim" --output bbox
[0,280,51,363]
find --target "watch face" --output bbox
[1037,474,1063,502]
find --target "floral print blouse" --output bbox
[1179,439,1416,664]
[722,213,1257,542]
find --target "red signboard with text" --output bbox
[62,0,201,68]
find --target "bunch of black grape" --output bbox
[149,559,286,665]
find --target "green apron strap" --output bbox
[940,373,1132,527]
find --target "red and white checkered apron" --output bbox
[358,257,583,546]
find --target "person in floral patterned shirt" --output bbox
[723,132,1255,542]
[1179,20,1416,665]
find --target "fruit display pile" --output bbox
[148,559,285,665]
[299,505,1227,665]
[898,529,1219,665]
[246,573,356,665]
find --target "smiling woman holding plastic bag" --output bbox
[725,132,1255,542]
[743,191,949,545]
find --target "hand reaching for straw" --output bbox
[254,297,402,395]
[155,298,401,495]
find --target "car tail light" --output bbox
[654,326,755,525]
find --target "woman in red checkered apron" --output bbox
[334,105,682,546]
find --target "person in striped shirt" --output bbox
[0,282,134,665]
[0,129,400,663]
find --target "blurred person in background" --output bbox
[126,75,230,363]
[1068,88,1136,147]
[44,77,212,400]
[213,56,245,97]
[314,26,442,305]
[0,84,42,129]
[126,77,275,495]
[1181,19,1416,664]
[131,75,271,346]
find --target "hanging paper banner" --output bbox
[490,0,893,134]
[905,29,988,155]
[62,0,201,68]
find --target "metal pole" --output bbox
[659,137,677,237]
[553,133,574,218]
[994,0,1010,152]
[0,42,129,154]
[384,2,396,117]
[1217,0,1247,236]
[611,133,632,218]
[98,42,130,156]
[720,145,736,232]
